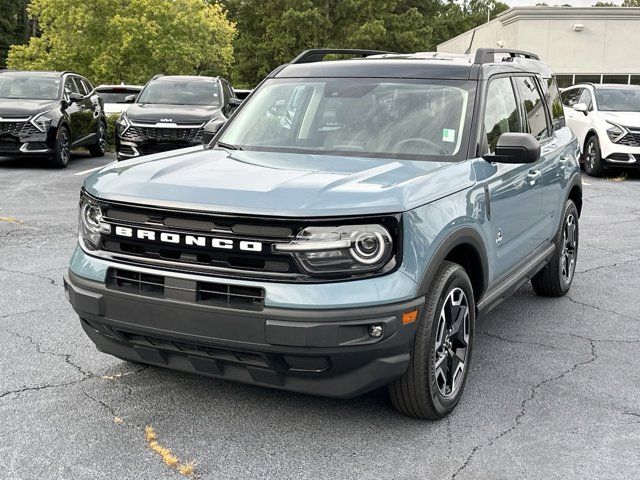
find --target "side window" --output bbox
[543,76,565,131]
[222,81,234,103]
[81,78,94,94]
[513,76,550,140]
[483,77,521,153]
[64,77,80,96]
[75,77,89,96]
[578,89,593,110]
[561,88,583,107]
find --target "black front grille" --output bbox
[197,281,265,310]
[106,268,265,311]
[108,269,165,297]
[619,131,640,147]
[124,125,203,143]
[0,121,40,137]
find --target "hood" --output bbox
[125,103,222,124]
[84,148,475,217]
[0,99,58,118]
[600,111,640,129]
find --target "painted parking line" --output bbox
[583,181,591,185]
[74,165,105,176]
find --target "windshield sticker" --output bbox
[442,128,456,143]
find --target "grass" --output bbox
[144,425,196,477]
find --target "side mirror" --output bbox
[228,97,242,107]
[124,94,136,103]
[573,102,588,115]
[483,133,540,164]
[202,118,226,144]
[68,92,84,103]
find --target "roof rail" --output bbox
[151,74,165,80]
[290,49,395,64]
[474,48,540,65]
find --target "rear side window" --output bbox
[561,88,583,107]
[81,78,94,94]
[513,76,550,140]
[543,77,565,131]
[75,77,89,95]
[578,89,593,110]
[483,77,520,153]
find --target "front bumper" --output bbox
[64,269,422,398]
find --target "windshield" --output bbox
[219,78,472,160]
[97,89,140,103]
[596,88,640,112]
[0,74,60,100]
[137,79,220,106]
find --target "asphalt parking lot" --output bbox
[1,153,639,480]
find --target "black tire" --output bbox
[531,200,579,297]
[50,125,71,168]
[583,135,604,177]
[389,261,475,420]
[88,120,107,157]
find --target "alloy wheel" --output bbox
[60,131,70,164]
[561,213,577,283]
[434,287,470,398]
[98,123,107,153]
[585,142,596,172]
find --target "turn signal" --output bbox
[402,310,418,325]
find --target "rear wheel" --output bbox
[532,199,579,297]
[50,126,71,168]
[583,135,604,177]
[389,261,475,419]
[88,121,107,157]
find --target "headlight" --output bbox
[606,123,627,143]
[274,224,394,276]
[116,114,131,136]
[78,194,110,250]
[30,110,54,133]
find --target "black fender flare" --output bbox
[416,226,489,301]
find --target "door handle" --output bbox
[527,169,542,185]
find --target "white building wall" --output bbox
[437,7,640,82]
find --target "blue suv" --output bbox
[64,49,582,419]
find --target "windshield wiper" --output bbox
[215,141,242,151]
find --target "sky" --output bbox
[506,0,622,5]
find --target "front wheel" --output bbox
[583,136,604,177]
[532,199,579,297]
[50,126,71,168]
[88,121,107,157]
[389,261,475,419]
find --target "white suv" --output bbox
[561,83,640,176]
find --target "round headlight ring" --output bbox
[350,231,386,265]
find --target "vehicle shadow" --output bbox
[0,151,94,169]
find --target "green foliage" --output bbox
[0,0,32,67]
[226,0,509,87]
[7,0,236,85]
[105,113,119,152]
[622,0,640,6]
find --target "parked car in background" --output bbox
[65,48,582,420]
[95,84,143,115]
[561,83,640,176]
[233,88,252,101]
[0,70,107,168]
[115,75,241,160]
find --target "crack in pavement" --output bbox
[0,377,93,400]
[576,258,640,275]
[565,295,640,323]
[0,266,62,287]
[450,338,597,479]
[581,242,640,260]
[4,328,96,379]
[479,330,561,350]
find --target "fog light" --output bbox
[368,325,383,338]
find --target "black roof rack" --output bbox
[290,49,395,64]
[474,48,540,65]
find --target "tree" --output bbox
[0,0,33,67]
[622,0,640,6]
[7,0,236,85]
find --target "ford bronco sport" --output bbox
[64,48,582,419]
